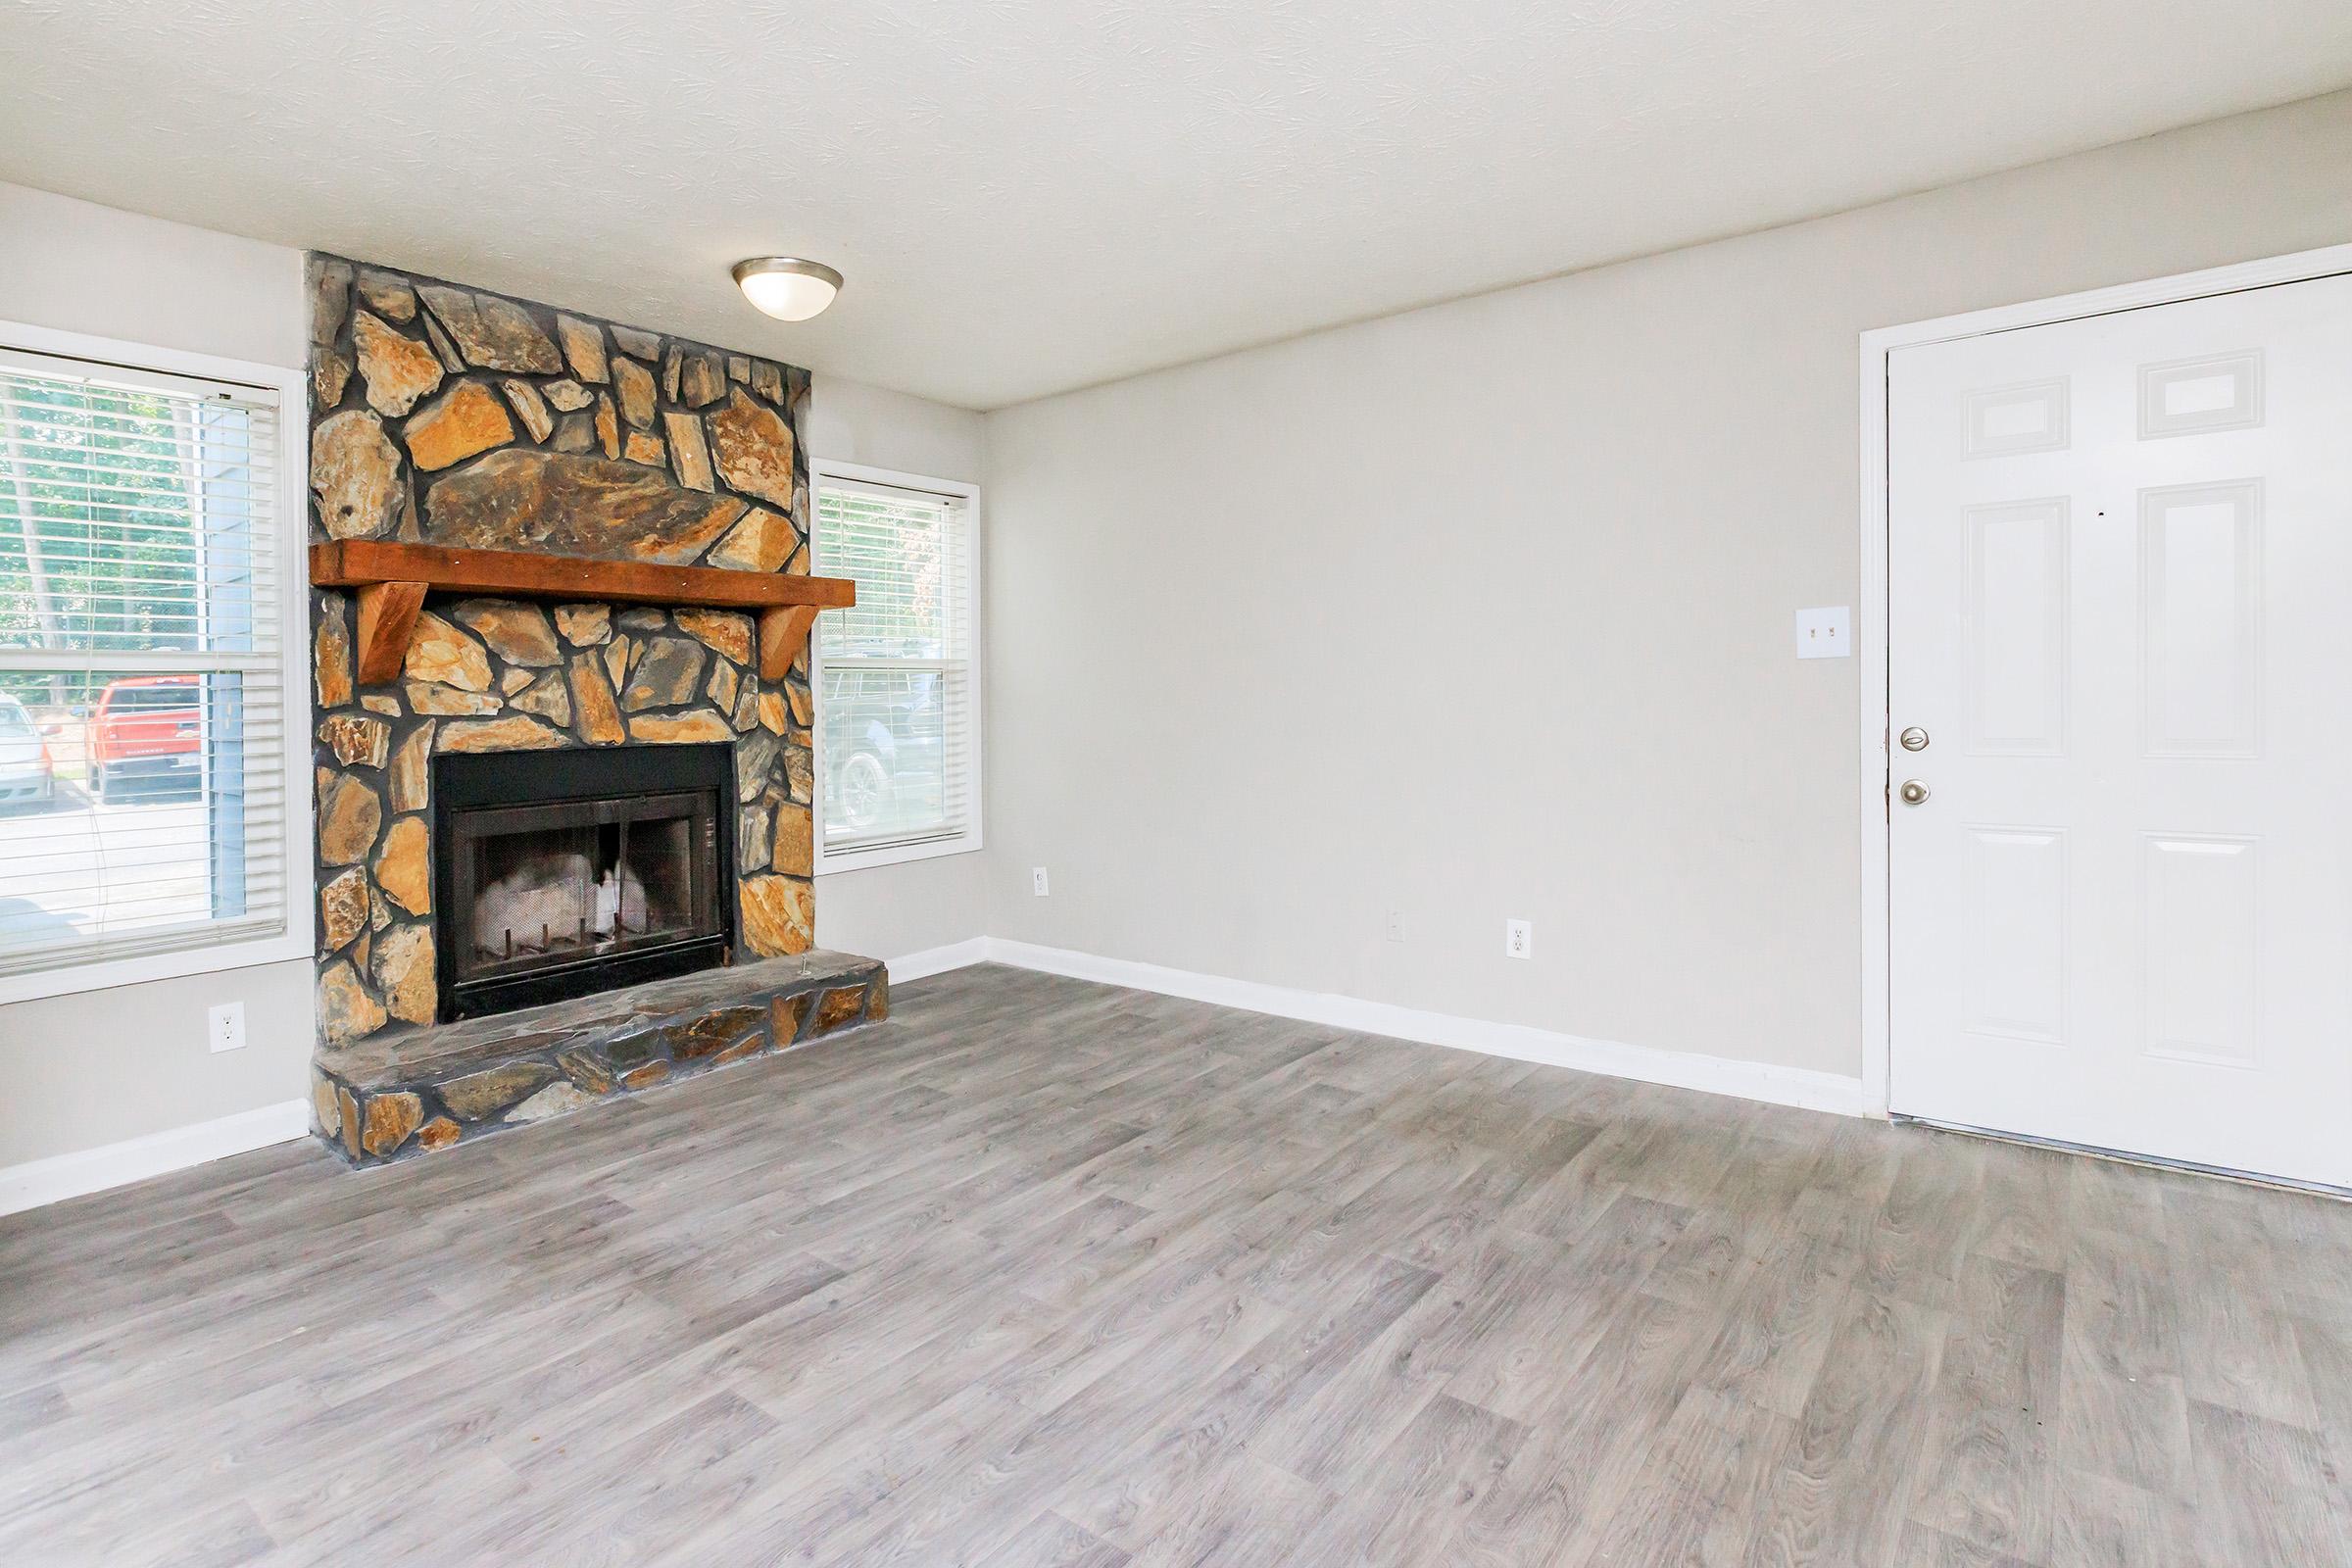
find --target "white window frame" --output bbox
[0,317,311,1004]
[809,459,983,874]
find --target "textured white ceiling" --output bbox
[6,2,2351,409]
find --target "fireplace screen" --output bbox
[433,745,735,1020]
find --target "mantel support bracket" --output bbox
[757,606,820,682]
[354,581,428,686]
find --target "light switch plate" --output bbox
[1796,607,1851,659]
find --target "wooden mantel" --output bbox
[310,540,856,684]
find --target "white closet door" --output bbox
[1887,271,2352,1188]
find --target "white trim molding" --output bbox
[1,915,1878,1216]
[0,1099,309,1216]
[890,938,1871,1118]
[882,936,992,983]
[1855,239,2352,1119]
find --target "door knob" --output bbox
[1899,779,1932,806]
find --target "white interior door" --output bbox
[1887,270,2352,1189]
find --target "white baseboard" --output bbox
[981,938,1875,1119]
[883,936,993,983]
[0,939,1862,1217]
[0,1099,311,1217]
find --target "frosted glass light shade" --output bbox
[733,258,844,321]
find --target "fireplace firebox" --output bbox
[431,745,737,1021]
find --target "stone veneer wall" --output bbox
[305,256,818,1047]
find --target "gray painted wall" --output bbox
[7,85,2351,1173]
[976,89,2352,1081]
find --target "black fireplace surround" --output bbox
[431,744,737,1021]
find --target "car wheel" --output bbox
[836,751,891,830]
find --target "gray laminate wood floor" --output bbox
[4,964,2349,1566]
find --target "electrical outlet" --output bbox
[1504,919,1533,960]
[1031,866,1050,897]
[1384,910,1405,943]
[208,1001,246,1054]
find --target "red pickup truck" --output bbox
[86,675,202,802]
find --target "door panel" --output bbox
[1888,272,2352,1188]
[2140,833,2260,1068]
[1961,824,2068,1046]
[1965,499,2070,755]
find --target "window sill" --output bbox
[0,928,310,1008]
[814,833,984,877]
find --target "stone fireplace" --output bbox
[301,257,885,1166]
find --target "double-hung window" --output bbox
[0,335,302,996]
[811,464,980,869]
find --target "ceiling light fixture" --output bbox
[732,257,844,322]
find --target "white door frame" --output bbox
[1856,240,2352,1116]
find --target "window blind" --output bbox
[813,475,976,858]
[0,347,289,978]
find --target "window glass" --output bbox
[812,477,976,860]
[0,352,287,978]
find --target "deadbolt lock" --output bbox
[1899,779,1932,806]
[1899,726,1930,752]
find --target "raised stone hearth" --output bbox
[310,950,887,1167]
